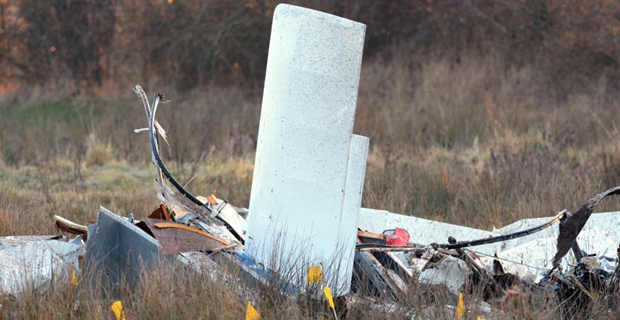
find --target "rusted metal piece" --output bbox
[147,204,171,221]
[153,221,230,246]
[206,195,218,206]
[142,218,230,255]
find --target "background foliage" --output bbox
[3,0,620,93]
[1,2,620,318]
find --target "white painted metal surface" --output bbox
[333,135,369,293]
[359,208,620,277]
[0,236,82,295]
[358,208,501,254]
[246,4,366,295]
[493,211,620,250]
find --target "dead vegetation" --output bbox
[2,2,620,319]
[0,60,619,317]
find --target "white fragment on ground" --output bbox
[0,236,82,295]
[418,256,471,295]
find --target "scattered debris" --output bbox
[2,5,620,320]
[539,186,620,284]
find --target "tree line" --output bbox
[1,0,620,94]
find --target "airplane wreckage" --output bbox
[3,4,620,319]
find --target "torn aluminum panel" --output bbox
[213,249,300,295]
[489,212,619,279]
[246,4,367,296]
[180,214,239,245]
[176,251,223,284]
[83,206,170,294]
[207,195,247,243]
[418,255,471,295]
[491,228,618,278]
[0,236,82,295]
[494,211,620,252]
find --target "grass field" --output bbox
[1,55,620,318]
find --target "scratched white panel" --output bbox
[357,208,501,254]
[331,135,369,295]
[246,4,366,296]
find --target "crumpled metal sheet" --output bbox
[207,196,248,243]
[82,207,299,298]
[0,236,82,295]
[418,255,471,295]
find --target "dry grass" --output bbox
[358,54,620,228]
[1,54,620,318]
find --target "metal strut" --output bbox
[148,94,213,214]
[436,210,567,250]
[148,93,244,242]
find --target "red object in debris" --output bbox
[383,228,410,246]
[502,289,522,309]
